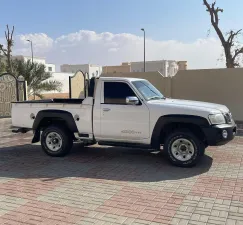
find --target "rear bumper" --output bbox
[11,126,31,134]
[203,123,237,146]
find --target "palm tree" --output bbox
[0,55,6,74]
[12,59,62,99]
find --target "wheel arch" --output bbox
[32,110,78,143]
[150,114,210,149]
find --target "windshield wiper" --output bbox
[148,96,163,100]
[148,96,166,101]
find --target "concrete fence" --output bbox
[101,68,243,121]
[14,68,243,122]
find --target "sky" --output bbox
[1,0,243,71]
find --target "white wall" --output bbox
[60,64,102,78]
[89,65,102,78]
[43,72,74,94]
[45,63,56,72]
[167,61,178,77]
[13,55,56,73]
[24,56,46,64]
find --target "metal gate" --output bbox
[0,73,27,117]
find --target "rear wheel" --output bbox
[41,125,73,157]
[164,130,205,167]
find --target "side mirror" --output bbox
[126,96,139,105]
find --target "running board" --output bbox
[98,141,152,149]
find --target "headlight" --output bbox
[208,113,226,125]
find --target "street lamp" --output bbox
[26,39,33,64]
[141,28,145,72]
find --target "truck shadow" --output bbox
[0,143,212,182]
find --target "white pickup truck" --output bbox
[11,77,237,167]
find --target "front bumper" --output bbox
[202,123,237,146]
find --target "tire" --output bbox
[164,129,205,167]
[41,125,73,157]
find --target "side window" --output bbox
[104,82,137,104]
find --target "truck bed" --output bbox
[12,98,84,104]
[11,97,93,135]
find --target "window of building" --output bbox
[104,82,136,104]
[96,70,98,76]
[48,67,52,72]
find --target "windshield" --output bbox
[132,80,165,101]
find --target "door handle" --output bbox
[103,108,111,112]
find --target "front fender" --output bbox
[150,114,210,149]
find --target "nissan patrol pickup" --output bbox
[11,77,237,167]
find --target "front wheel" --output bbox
[164,130,205,167]
[41,125,73,157]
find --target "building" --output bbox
[45,63,56,73]
[102,60,187,76]
[177,61,187,71]
[12,55,56,73]
[60,64,102,78]
[102,62,131,74]
[130,60,187,77]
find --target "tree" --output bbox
[0,25,14,73]
[0,54,6,74]
[203,0,243,68]
[12,59,62,99]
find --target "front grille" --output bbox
[225,112,232,124]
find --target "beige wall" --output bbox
[102,64,131,74]
[171,68,243,121]
[28,68,243,121]
[102,68,243,121]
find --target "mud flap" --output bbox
[32,129,40,143]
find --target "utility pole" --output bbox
[141,28,145,72]
[26,39,33,64]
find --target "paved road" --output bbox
[1,118,243,225]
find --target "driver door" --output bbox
[100,81,150,141]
